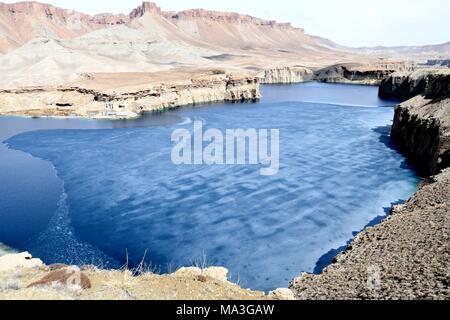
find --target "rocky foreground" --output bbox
[0,252,299,300]
[291,69,450,300]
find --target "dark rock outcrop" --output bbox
[391,96,450,175]
[379,69,450,100]
[422,59,450,68]
[381,69,450,175]
[314,62,414,85]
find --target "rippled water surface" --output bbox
[0,83,419,290]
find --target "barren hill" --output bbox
[0,1,448,89]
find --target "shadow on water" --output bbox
[313,199,408,274]
[373,125,419,174]
[313,125,417,274]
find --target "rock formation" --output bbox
[258,67,314,84]
[0,70,260,119]
[314,62,415,85]
[381,69,450,175]
[0,252,43,271]
[379,69,450,100]
[28,266,92,290]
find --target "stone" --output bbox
[0,252,43,271]
[268,288,296,300]
[48,264,69,271]
[314,62,414,85]
[386,69,450,175]
[27,266,92,290]
[258,67,313,84]
[174,266,229,282]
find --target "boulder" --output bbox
[174,266,229,282]
[0,252,43,271]
[268,288,296,300]
[28,266,92,290]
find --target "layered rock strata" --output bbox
[382,69,450,175]
[0,71,260,119]
[258,67,314,84]
[314,62,415,85]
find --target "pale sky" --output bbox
[3,0,450,47]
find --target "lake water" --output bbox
[0,83,419,291]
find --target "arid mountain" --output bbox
[0,1,342,53]
[355,41,450,59]
[0,1,448,88]
[0,1,128,53]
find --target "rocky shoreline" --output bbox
[313,62,415,85]
[290,69,450,300]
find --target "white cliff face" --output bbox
[0,252,43,271]
[258,67,314,84]
[0,72,261,119]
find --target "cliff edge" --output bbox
[381,69,450,175]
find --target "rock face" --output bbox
[129,1,162,19]
[0,252,43,271]
[258,67,314,84]
[422,59,450,68]
[174,267,229,282]
[379,69,450,100]
[314,62,414,85]
[0,70,260,119]
[268,288,296,300]
[28,266,92,290]
[381,69,450,175]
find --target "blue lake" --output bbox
[0,83,419,291]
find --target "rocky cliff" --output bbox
[379,69,450,100]
[380,69,450,175]
[314,62,414,85]
[0,70,260,119]
[258,67,314,84]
